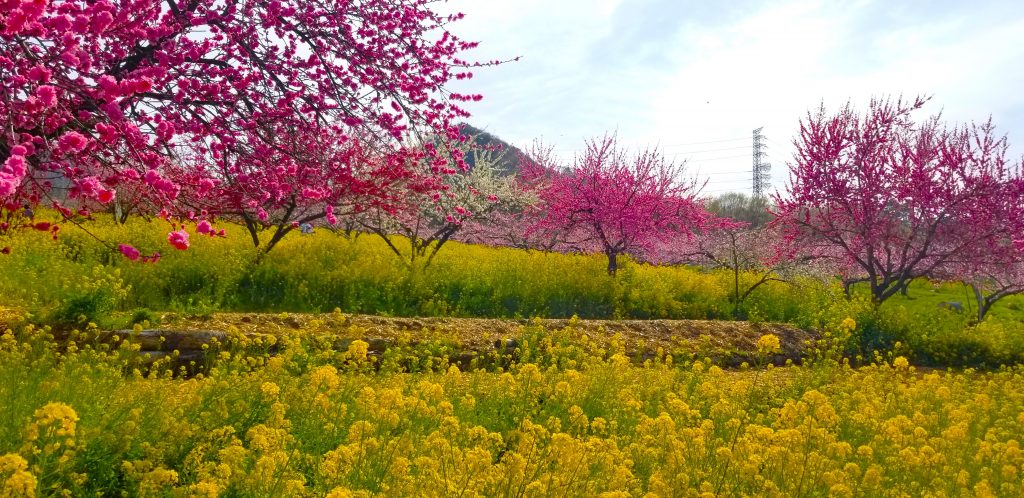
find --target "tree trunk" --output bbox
[842,280,855,299]
[263,226,291,254]
[242,216,261,248]
[870,280,885,306]
[113,199,124,224]
[248,227,260,248]
[606,251,618,276]
[972,284,991,323]
[410,238,429,267]
[733,266,740,304]
[729,234,740,305]
[730,266,743,317]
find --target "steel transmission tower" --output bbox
[752,127,771,197]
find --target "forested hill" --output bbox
[458,123,527,176]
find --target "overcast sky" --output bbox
[440,0,1024,197]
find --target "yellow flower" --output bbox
[862,465,882,488]
[568,405,589,431]
[517,363,543,384]
[1,471,36,498]
[840,317,857,331]
[29,403,79,439]
[138,468,178,496]
[310,365,340,392]
[892,356,910,370]
[23,403,78,461]
[188,481,221,498]
[346,340,369,362]
[756,334,781,355]
[1,454,36,498]
[829,483,853,498]
[260,382,281,399]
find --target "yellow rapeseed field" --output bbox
[1,317,1023,497]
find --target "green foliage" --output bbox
[50,294,110,327]
[911,319,1024,367]
[705,192,774,227]
[128,308,158,327]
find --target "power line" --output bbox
[698,169,752,175]
[661,136,748,147]
[663,145,751,154]
[551,146,749,157]
[551,137,750,154]
[677,154,750,162]
[701,188,749,194]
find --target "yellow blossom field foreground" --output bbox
[2,319,1023,497]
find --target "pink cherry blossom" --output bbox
[167,230,190,250]
[55,131,89,155]
[0,154,27,197]
[96,189,115,204]
[325,205,337,226]
[118,244,141,261]
[35,85,56,107]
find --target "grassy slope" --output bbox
[881,278,1024,322]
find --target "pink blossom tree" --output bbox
[940,255,1024,323]
[774,96,1024,304]
[1,0,492,253]
[964,254,1024,323]
[652,220,819,314]
[931,235,1024,323]
[170,126,414,254]
[457,142,568,252]
[531,135,709,276]
[458,207,562,252]
[359,140,535,268]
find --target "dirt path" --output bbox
[2,307,818,364]
[157,312,815,358]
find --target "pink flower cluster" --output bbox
[1,0,48,35]
[167,230,189,251]
[0,149,27,197]
[1,0,493,257]
[118,244,160,263]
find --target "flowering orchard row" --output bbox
[3,3,1024,323]
[0,0,501,257]
[2,319,1023,497]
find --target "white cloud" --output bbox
[441,0,1024,196]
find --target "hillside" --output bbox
[459,123,528,176]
